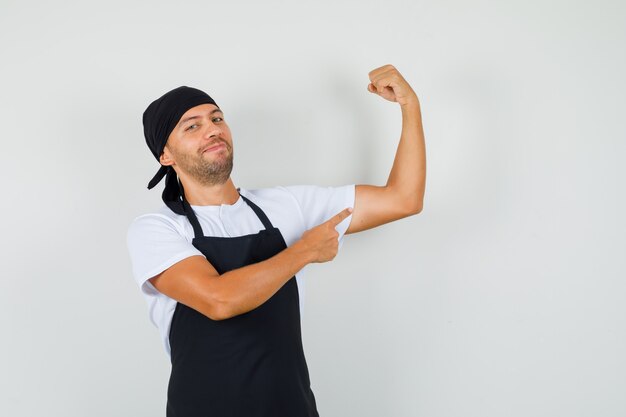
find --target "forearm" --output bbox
[216,240,315,319]
[385,100,426,211]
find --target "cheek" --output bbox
[169,142,195,158]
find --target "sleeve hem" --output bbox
[137,250,204,296]
[336,184,356,237]
[337,184,356,251]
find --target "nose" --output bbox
[203,121,222,138]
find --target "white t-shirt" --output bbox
[126,184,356,358]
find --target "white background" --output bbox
[1,0,624,416]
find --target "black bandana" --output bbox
[142,86,218,214]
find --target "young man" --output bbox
[126,64,426,416]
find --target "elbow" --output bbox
[407,206,423,217]
[206,303,231,321]
[404,198,424,216]
[201,285,234,321]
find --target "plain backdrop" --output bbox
[1,0,624,416]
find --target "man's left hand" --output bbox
[367,64,419,107]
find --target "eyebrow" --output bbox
[178,108,223,128]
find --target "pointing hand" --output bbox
[298,207,353,263]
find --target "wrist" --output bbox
[290,239,316,265]
[400,97,420,109]
[400,99,421,120]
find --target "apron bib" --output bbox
[166,188,319,417]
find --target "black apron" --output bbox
[166,188,320,417]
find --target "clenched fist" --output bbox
[367,64,419,107]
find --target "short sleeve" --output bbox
[126,214,204,296]
[282,184,355,251]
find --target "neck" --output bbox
[179,176,240,206]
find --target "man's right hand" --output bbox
[148,206,353,320]
[296,207,353,263]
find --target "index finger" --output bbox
[327,207,353,226]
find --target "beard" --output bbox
[174,142,234,186]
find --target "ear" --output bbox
[159,144,175,166]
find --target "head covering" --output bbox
[142,86,218,214]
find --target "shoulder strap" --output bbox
[238,188,274,230]
[180,185,275,239]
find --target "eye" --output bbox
[185,124,198,131]
[213,117,223,122]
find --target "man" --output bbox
[126,64,426,416]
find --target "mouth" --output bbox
[202,142,226,154]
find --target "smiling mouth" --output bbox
[202,143,226,153]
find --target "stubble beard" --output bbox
[177,144,234,186]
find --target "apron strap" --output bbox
[238,189,275,230]
[180,183,205,238]
[180,184,275,239]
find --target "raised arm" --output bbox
[346,64,426,235]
